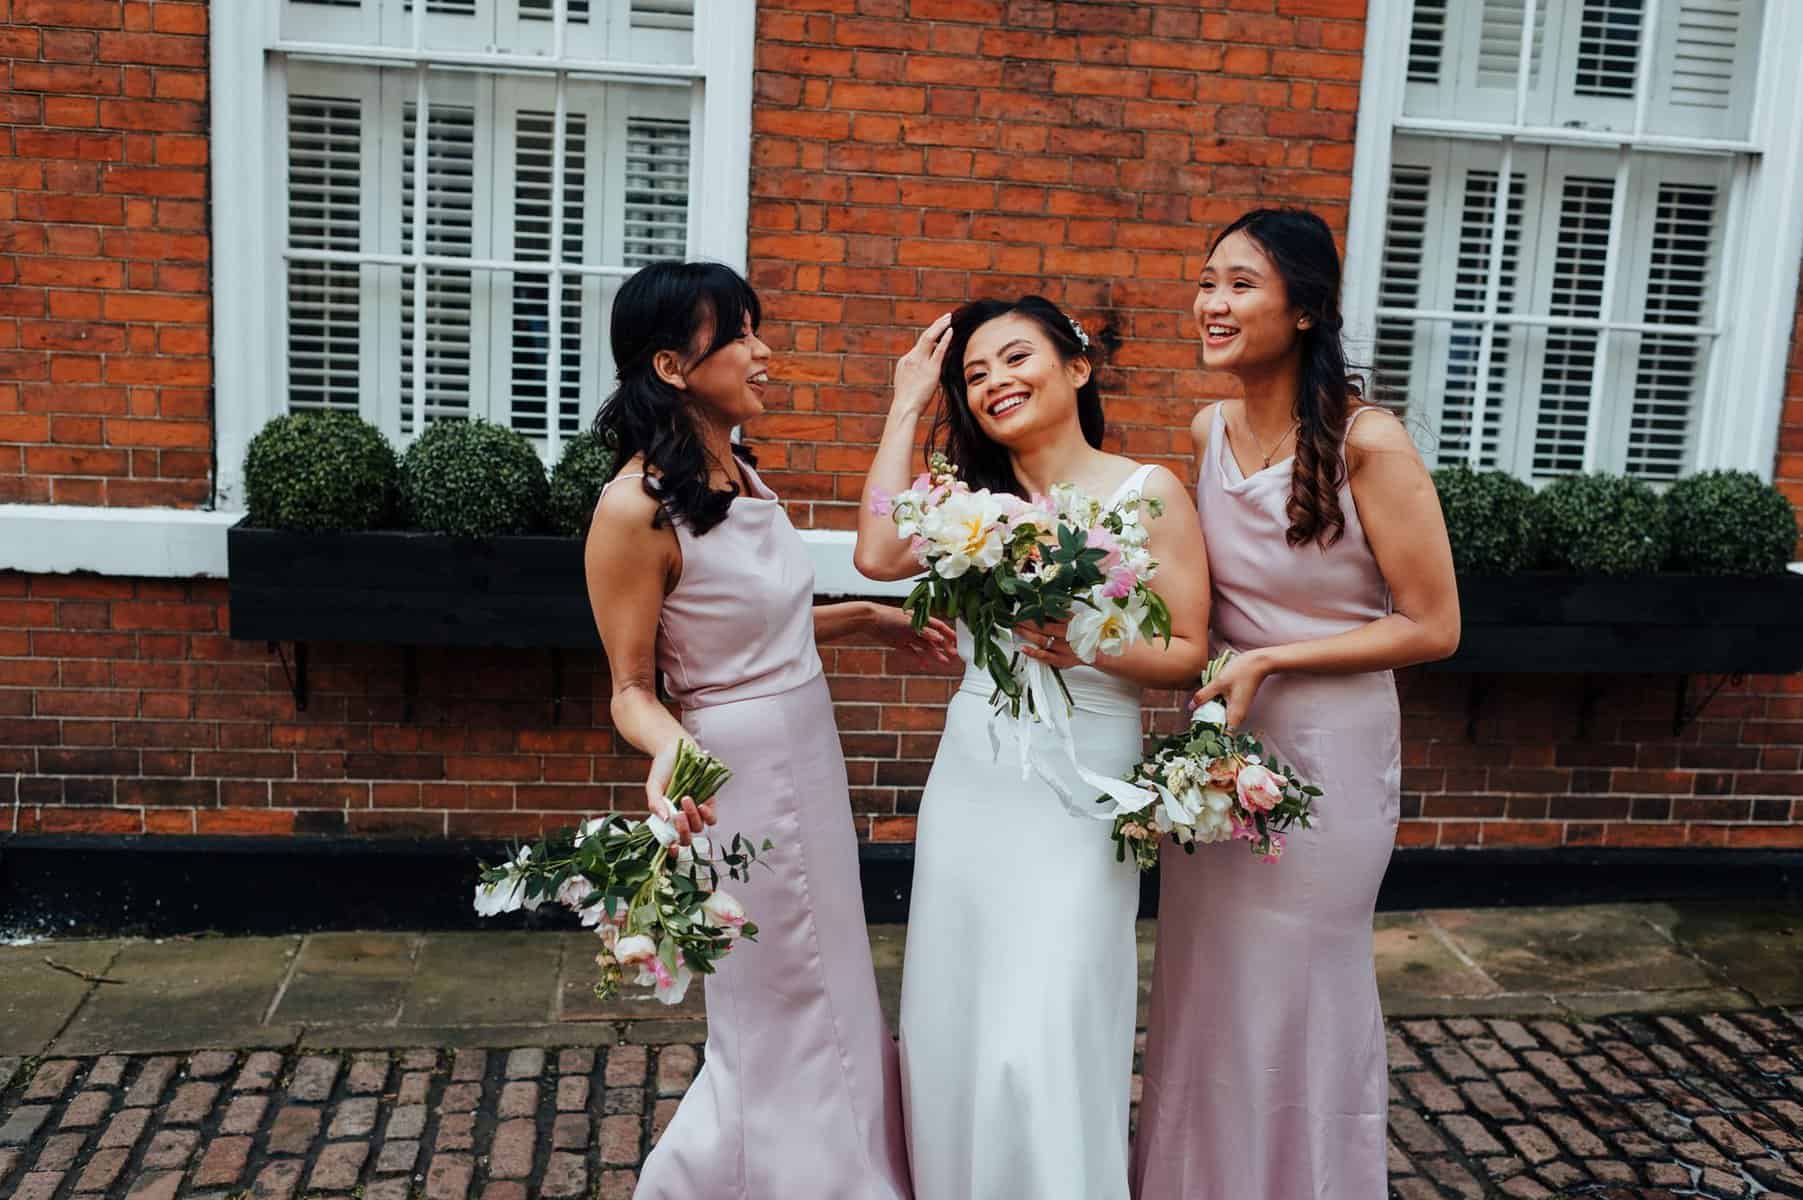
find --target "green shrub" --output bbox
[242,411,399,532]
[546,431,617,536]
[1533,472,1670,574]
[1663,469,1798,575]
[1431,464,1538,575]
[400,418,549,537]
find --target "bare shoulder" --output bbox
[1345,405,1419,469]
[1189,401,1221,455]
[588,457,667,543]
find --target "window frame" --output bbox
[1342,0,1803,483]
[209,0,754,510]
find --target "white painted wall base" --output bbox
[0,504,912,597]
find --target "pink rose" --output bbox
[1102,564,1138,599]
[1085,527,1122,570]
[1236,763,1283,813]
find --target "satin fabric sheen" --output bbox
[615,463,911,1200]
[899,464,1157,1200]
[1130,406,1400,1200]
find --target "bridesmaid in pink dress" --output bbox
[586,263,948,1198]
[1132,210,1460,1199]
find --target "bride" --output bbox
[854,297,1212,1199]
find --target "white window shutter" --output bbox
[504,105,590,438]
[621,115,690,266]
[286,94,366,415]
[1407,0,1449,84]
[1477,0,1549,89]
[1372,162,1432,419]
[399,100,478,432]
[1646,0,1762,139]
[1621,177,1723,478]
[517,0,593,21]
[1572,0,1642,98]
[630,0,694,30]
[1439,162,1530,468]
[1528,170,1616,476]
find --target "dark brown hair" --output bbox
[1211,208,1364,549]
[930,295,1111,497]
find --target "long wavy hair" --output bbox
[1212,208,1365,549]
[929,296,1111,497]
[591,261,759,537]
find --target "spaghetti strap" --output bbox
[1107,462,1160,507]
[1343,404,1382,440]
[600,472,647,493]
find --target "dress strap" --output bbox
[600,472,647,494]
[1342,404,1382,442]
[1107,462,1160,506]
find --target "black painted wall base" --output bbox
[2,835,1800,940]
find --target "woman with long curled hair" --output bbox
[1130,209,1459,1198]
[855,297,1212,1198]
[587,261,945,1198]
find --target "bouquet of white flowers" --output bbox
[876,453,1171,719]
[474,741,767,1005]
[1104,651,1321,870]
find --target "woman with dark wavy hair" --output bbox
[1131,209,1459,1199]
[855,298,1212,1198]
[587,261,945,1199]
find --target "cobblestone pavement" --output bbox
[0,1010,1799,1199]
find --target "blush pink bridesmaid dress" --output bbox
[605,462,911,1200]
[1131,405,1400,1200]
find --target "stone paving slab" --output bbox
[2,1011,1800,1199]
[0,941,124,1056]
[51,938,301,1056]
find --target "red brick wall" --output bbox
[1,0,1800,852]
[746,0,1367,524]
[0,0,212,508]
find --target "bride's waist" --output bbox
[955,662,1141,718]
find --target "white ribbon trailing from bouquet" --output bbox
[983,634,1156,821]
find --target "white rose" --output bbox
[615,934,658,967]
[1191,699,1228,728]
[700,890,748,939]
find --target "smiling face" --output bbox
[675,309,771,428]
[1193,229,1310,376]
[958,313,1090,449]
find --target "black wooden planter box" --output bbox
[227,522,598,650]
[1434,572,1803,675]
[229,523,1803,679]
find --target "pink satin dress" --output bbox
[607,462,911,1200]
[1131,406,1400,1200]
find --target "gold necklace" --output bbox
[1246,418,1298,467]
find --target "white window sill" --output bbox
[0,504,911,597]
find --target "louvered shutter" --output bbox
[621,114,691,266]
[398,98,479,432]
[1439,158,1531,468]
[498,97,593,438]
[1646,0,1760,138]
[286,93,367,415]
[1372,162,1432,418]
[1525,165,1616,475]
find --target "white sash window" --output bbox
[212,0,753,506]
[1345,0,1803,483]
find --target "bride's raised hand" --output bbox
[893,313,953,419]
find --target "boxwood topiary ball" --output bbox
[1431,463,1538,575]
[546,431,617,537]
[400,418,550,538]
[243,411,399,532]
[1533,472,1670,574]
[1663,469,1798,575]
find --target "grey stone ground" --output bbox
[1,901,1799,1198]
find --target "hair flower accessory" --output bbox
[1068,316,1090,351]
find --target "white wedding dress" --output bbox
[899,464,1153,1200]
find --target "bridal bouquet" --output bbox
[1105,651,1321,869]
[874,453,1172,719]
[474,741,768,1005]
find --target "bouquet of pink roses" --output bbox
[875,453,1172,719]
[474,741,768,1005]
[1104,651,1321,869]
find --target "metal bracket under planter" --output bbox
[228,522,601,716]
[1428,572,1803,741]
